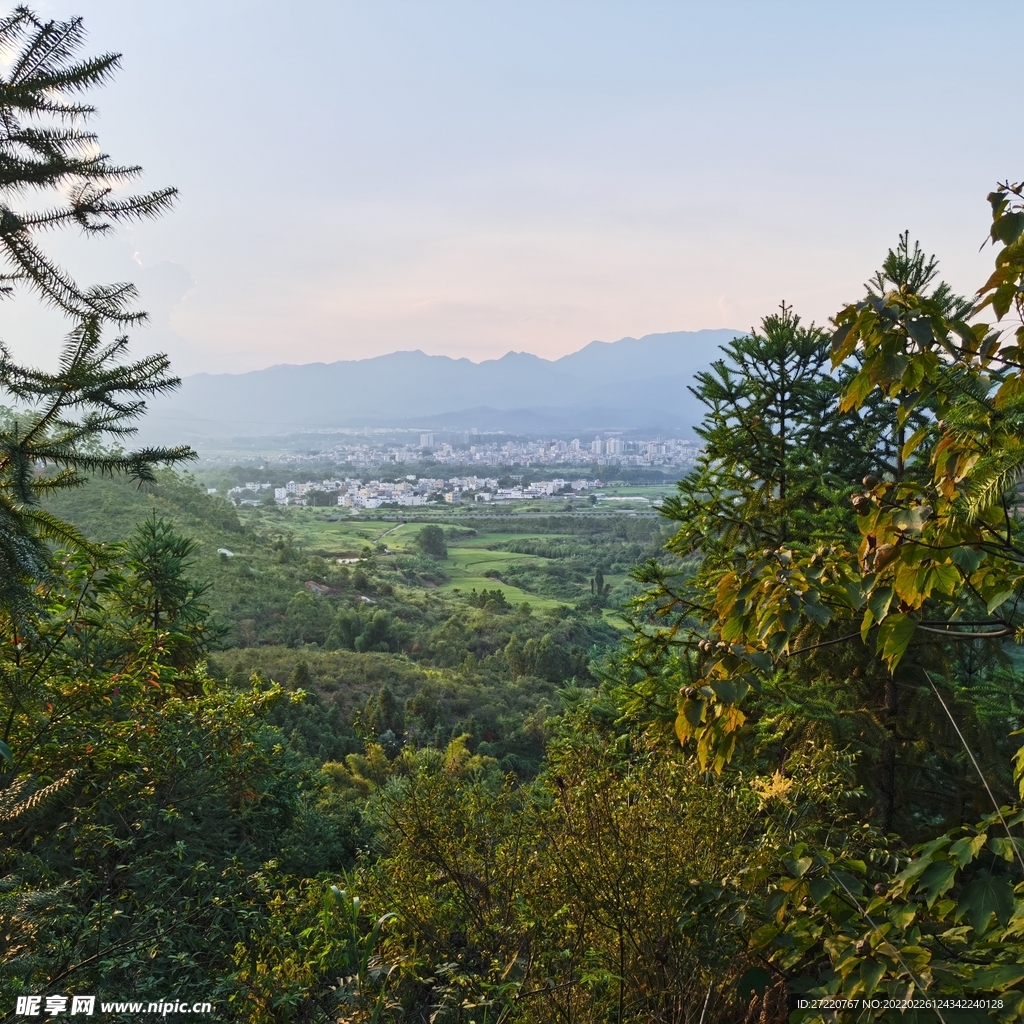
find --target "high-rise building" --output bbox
[591,437,603,455]
[420,433,434,448]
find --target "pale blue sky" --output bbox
[11,0,1024,374]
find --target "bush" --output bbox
[416,525,447,558]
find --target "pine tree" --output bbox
[662,303,863,561]
[0,317,192,609]
[845,233,972,483]
[0,8,191,610]
[112,515,223,675]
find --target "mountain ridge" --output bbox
[145,328,745,439]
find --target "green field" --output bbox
[257,516,562,607]
[593,483,672,510]
[234,508,643,614]
[258,511,397,553]
[279,517,581,609]
[439,539,565,610]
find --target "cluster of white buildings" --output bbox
[262,474,602,510]
[482,478,580,502]
[265,477,405,508]
[270,478,347,504]
[336,478,432,509]
[269,475,496,509]
[209,432,701,473]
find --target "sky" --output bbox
[7,0,1024,375]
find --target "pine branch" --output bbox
[0,769,77,822]
[0,8,176,320]
[0,317,194,607]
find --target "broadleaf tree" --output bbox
[623,186,1024,1012]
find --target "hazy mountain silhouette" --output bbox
[144,328,745,440]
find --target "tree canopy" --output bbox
[416,523,447,558]
[3,7,1024,1020]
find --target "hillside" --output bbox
[140,328,744,441]
[44,472,657,775]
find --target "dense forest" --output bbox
[3,9,1024,1024]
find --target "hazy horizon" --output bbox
[179,327,743,377]
[7,1,1023,377]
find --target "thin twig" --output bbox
[787,627,872,656]
[917,626,1011,639]
[697,981,712,1024]
[924,670,1024,875]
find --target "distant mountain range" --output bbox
[143,328,745,441]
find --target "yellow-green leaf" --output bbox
[986,589,1016,614]
[876,613,917,670]
[949,833,986,867]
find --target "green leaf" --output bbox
[783,856,813,878]
[809,877,834,903]
[709,678,749,703]
[736,966,772,1001]
[764,891,788,918]
[994,211,1024,245]
[831,321,854,360]
[896,836,951,889]
[876,613,917,669]
[888,904,916,929]
[831,869,864,898]
[956,873,1015,933]
[681,698,704,729]
[969,964,1024,991]
[901,425,930,462]
[892,506,929,533]
[949,833,987,867]
[747,651,773,672]
[840,371,873,412]
[918,859,957,905]
[986,589,1016,614]
[803,599,831,627]
[867,587,893,622]
[749,923,779,949]
[858,958,885,995]
[930,563,959,596]
[0,740,10,764]
[989,836,1024,863]
[951,547,984,573]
